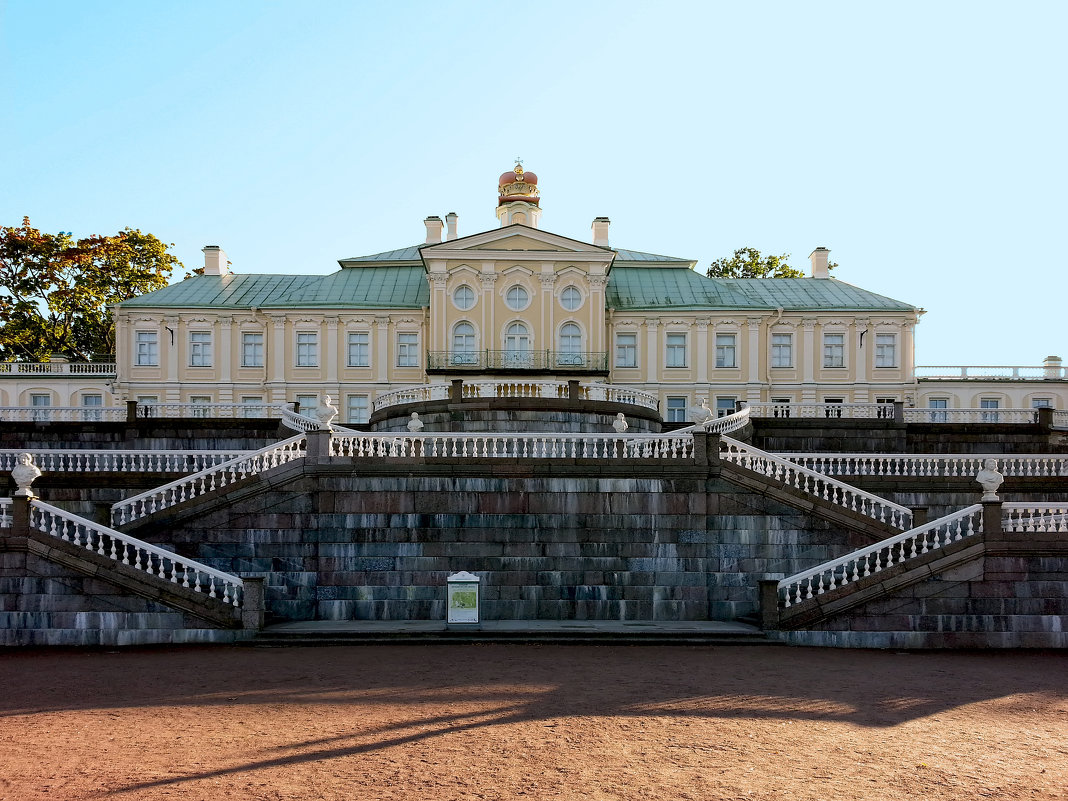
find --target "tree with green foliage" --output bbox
[0,218,181,362]
[707,247,837,279]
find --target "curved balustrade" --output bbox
[373,380,660,413]
[583,383,660,411]
[331,431,695,460]
[1003,503,1068,533]
[31,499,244,607]
[903,408,1037,424]
[461,380,567,401]
[371,384,451,412]
[779,453,1068,478]
[672,405,752,436]
[777,504,984,608]
[746,402,894,420]
[720,436,913,529]
[0,450,251,473]
[0,406,127,423]
[111,435,306,526]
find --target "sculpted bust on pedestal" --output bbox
[12,453,41,498]
[976,458,1004,501]
[316,395,338,428]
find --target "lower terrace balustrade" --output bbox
[329,431,695,459]
[29,499,245,607]
[779,453,1068,478]
[426,349,609,372]
[747,402,895,420]
[0,449,251,473]
[0,406,127,423]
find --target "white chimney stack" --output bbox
[424,216,443,244]
[202,245,229,276]
[1044,355,1063,379]
[809,247,830,279]
[445,212,458,241]
[592,217,611,247]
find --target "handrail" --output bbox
[30,499,244,606]
[777,504,984,608]
[720,436,913,529]
[777,453,1068,478]
[671,404,752,436]
[111,434,306,526]
[371,383,451,412]
[746,402,894,420]
[1002,503,1068,532]
[372,380,660,413]
[0,449,252,473]
[331,431,695,460]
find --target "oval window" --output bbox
[561,286,582,311]
[453,285,475,311]
[506,285,529,311]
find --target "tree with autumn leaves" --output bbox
[0,218,181,362]
[707,247,837,279]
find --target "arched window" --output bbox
[504,322,531,367]
[452,322,477,365]
[558,323,583,366]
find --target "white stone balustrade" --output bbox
[903,408,1038,424]
[461,380,567,400]
[720,436,913,529]
[0,362,116,375]
[372,380,660,413]
[915,365,1067,379]
[111,435,306,525]
[137,402,285,419]
[778,453,1068,478]
[330,431,695,460]
[671,404,752,436]
[1003,504,1068,533]
[0,406,127,423]
[0,449,251,473]
[583,383,660,411]
[0,497,11,528]
[1053,411,1068,429]
[31,499,244,606]
[372,384,451,412]
[777,504,984,608]
[746,402,894,420]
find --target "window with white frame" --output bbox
[241,332,264,367]
[295,394,317,415]
[81,393,102,421]
[296,332,318,367]
[558,323,582,365]
[189,331,212,367]
[346,394,370,424]
[135,331,158,366]
[30,393,51,422]
[560,286,582,311]
[505,285,529,311]
[929,397,948,423]
[397,332,419,367]
[504,322,531,366]
[771,333,792,368]
[666,333,687,368]
[980,397,999,423]
[666,396,688,422]
[823,333,845,368]
[1032,398,1053,408]
[347,331,370,367]
[715,333,736,368]
[452,323,477,364]
[875,333,897,368]
[453,285,476,311]
[240,395,265,418]
[616,332,637,368]
[715,397,737,417]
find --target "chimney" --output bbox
[445,212,458,241]
[1044,355,1063,379]
[202,245,229,276]
[809,247,830,279]
[592,217,611,247]
[424,216,443,244]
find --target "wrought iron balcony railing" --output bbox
[426,350,609,372]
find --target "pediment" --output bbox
[420,224,613,259]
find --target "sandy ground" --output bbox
[0,645,1065,801]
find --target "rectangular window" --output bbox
[347,394,370,424]
[241,332,264,367]
[980,397,999,423]
[615,333,637,368]
[135,331,158,366]
[347,331,370,367]
[1032,398,1052,408]
[715,333,736,368]
[715,397,737,418]
[929,398,948,423]
[189,395,212,418]
[81,393,103,422]
[771,334,792,368]
[823,333,845,368]
[666,396,688,423]
[240,395,265,418]
[296,332,318,367]
[30,393,51,423]
[665,333,687,368]
[875,333,897,368]
[397,332,419,367]
[189,331,212,367]
[295,394,318,416]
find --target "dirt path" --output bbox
[0,645,1065,800]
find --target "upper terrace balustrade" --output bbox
[0,361,116,376]
[426,350,609,374]
[916,364,1067,380]
[372,380,660,414]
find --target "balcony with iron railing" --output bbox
[426,349,609,375]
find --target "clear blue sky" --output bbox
[3,1,1064,366]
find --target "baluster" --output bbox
[803,577,814,600]
[180,564,190,588]
[827,569,837,591]
[222,583,232,604]
[109,536,118,560]
[208,577,218,598]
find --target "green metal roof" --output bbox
[264,266,428,308]
[607,268,916,312]
[119,274,321,308]
[340,244,423,264]
[722,277,917,311]
[340,242,691,265]
[612,248,693,264]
